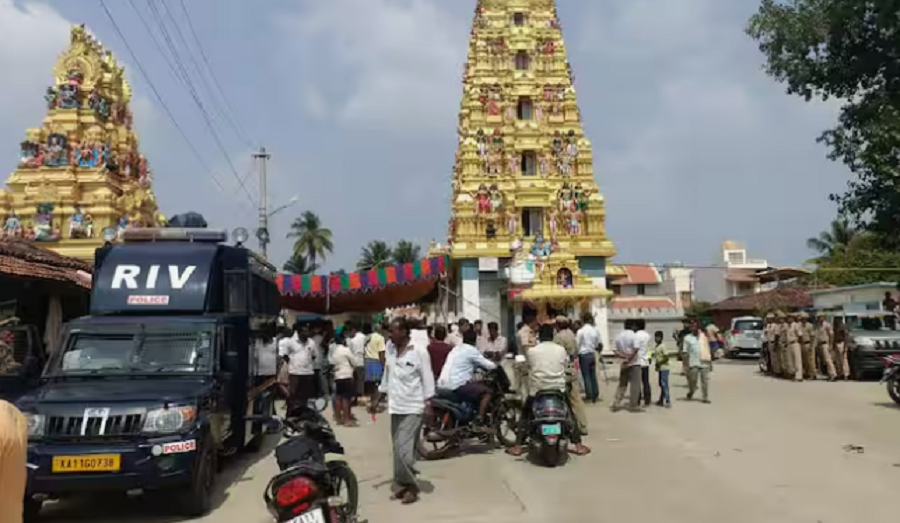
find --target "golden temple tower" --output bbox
[1,24,162,260]
[446,0,615,337]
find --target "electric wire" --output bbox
[97,0,229,197]
[174,0,254,148]
[143,0,257,206]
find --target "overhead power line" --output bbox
[98,0,231,197]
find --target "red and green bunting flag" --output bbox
[278,255,448,296]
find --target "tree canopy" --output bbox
[357,240,392,271]
[392,240,422,265]
[747,0,900,245]
[282,253,317,275]
[287,211,333,270]
[805,217,857,262]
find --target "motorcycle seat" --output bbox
[431,396,471,420]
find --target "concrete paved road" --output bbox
[42,360,900,523]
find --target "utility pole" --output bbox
[253,147,271,258]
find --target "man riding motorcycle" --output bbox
[436,328,498,432]
[506,324,591,456]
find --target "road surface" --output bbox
[42,360,900,523]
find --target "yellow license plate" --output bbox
[52,454,121,473]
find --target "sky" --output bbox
[0,0,849,272]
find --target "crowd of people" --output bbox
[763,310,850,382]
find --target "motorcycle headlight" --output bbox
[142,406,196,434]
[25,413,46,438]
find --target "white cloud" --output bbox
[282,0,467,131]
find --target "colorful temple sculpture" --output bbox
[443,0,616,343]
[0,25,163,260]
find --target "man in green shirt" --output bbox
[653,331,673,407]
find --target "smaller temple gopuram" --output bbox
[441,0,616,345]
[1,24,163,261]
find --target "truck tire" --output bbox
[177,439,216,517]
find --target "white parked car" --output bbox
[726,316,764,357]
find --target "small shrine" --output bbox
[0,24,163,261]
[444,0,616,342]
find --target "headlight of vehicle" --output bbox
[25,413,46,438]
[854,336,875,348]
[142,406,197,434]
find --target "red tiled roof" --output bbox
[710,287,826,311]
[611,298,676,310]
[610,265,660,285]
[0,239,92,289]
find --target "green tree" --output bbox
[392,240,421,264]
[357,240,392,270]
[282,253,317,274]
[287,211,333,271]
[685,301,712,319]
[747,0,900,244]
[811,245,900,286]
[806,218,857,262]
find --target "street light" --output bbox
[268,194,299,218]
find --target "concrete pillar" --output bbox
[460,259,480,322]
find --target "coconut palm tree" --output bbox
[806,218,857,262]
[358,240,392,270]
[287,211,333,270]
[392,240,421,264]
[282,253,317,274]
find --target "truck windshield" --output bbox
[847,315,896,331]
[50,325,214,375]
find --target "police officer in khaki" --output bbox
[764,313,780,375]
[815,313,837,381]
[776,311,790,378]
[799,312,816,380]
[786,312,804,381]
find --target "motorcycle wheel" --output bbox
[419,408,456,460]
[539,442,563,468]
[887,375,900,406]
[493,399,521,448]
[327,461,359,519]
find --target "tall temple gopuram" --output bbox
[1,24,162,261]
[444,0,616,342]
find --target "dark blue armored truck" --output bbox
[17,228,280,519]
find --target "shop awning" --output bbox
[278,255,448,314]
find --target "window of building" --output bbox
[513,12,525,26]
[637,284,646,296]
[612,286,622,296]
[521,150,536,176]
[515,51,530,71]
[516,97,534,120]
[726,250,745,265]
[521,208,544,237]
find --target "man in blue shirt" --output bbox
[437,328,498,430]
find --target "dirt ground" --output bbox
[43,359,900,523]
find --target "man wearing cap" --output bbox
[815,313,837,381]
[764,313,778,375]
[787,312,804,381]
[800,312,816,380]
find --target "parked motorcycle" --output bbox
[759,342,771,374]
[527,389,573,467]
[880,354,900,406]
[420,369,521,460]
[254,409,359,523]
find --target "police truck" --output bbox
[17,227,280,519]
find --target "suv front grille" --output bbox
[46,414,143,437]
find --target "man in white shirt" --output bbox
[370,317,434,504]
[438,329,497,430]
[506,324,591,457]
[611,319,642,412]
[346,322,367,403]
[634,319,652,407]
[278,323,319,415]
[575,313,601,403]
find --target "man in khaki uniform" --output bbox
[833,317,851,380]
[815,313,837,381]
[787,312,804,381]
[776,312,790,378]
[553,317,588,435]
[764,313,780,375]
[799,312,816,379]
